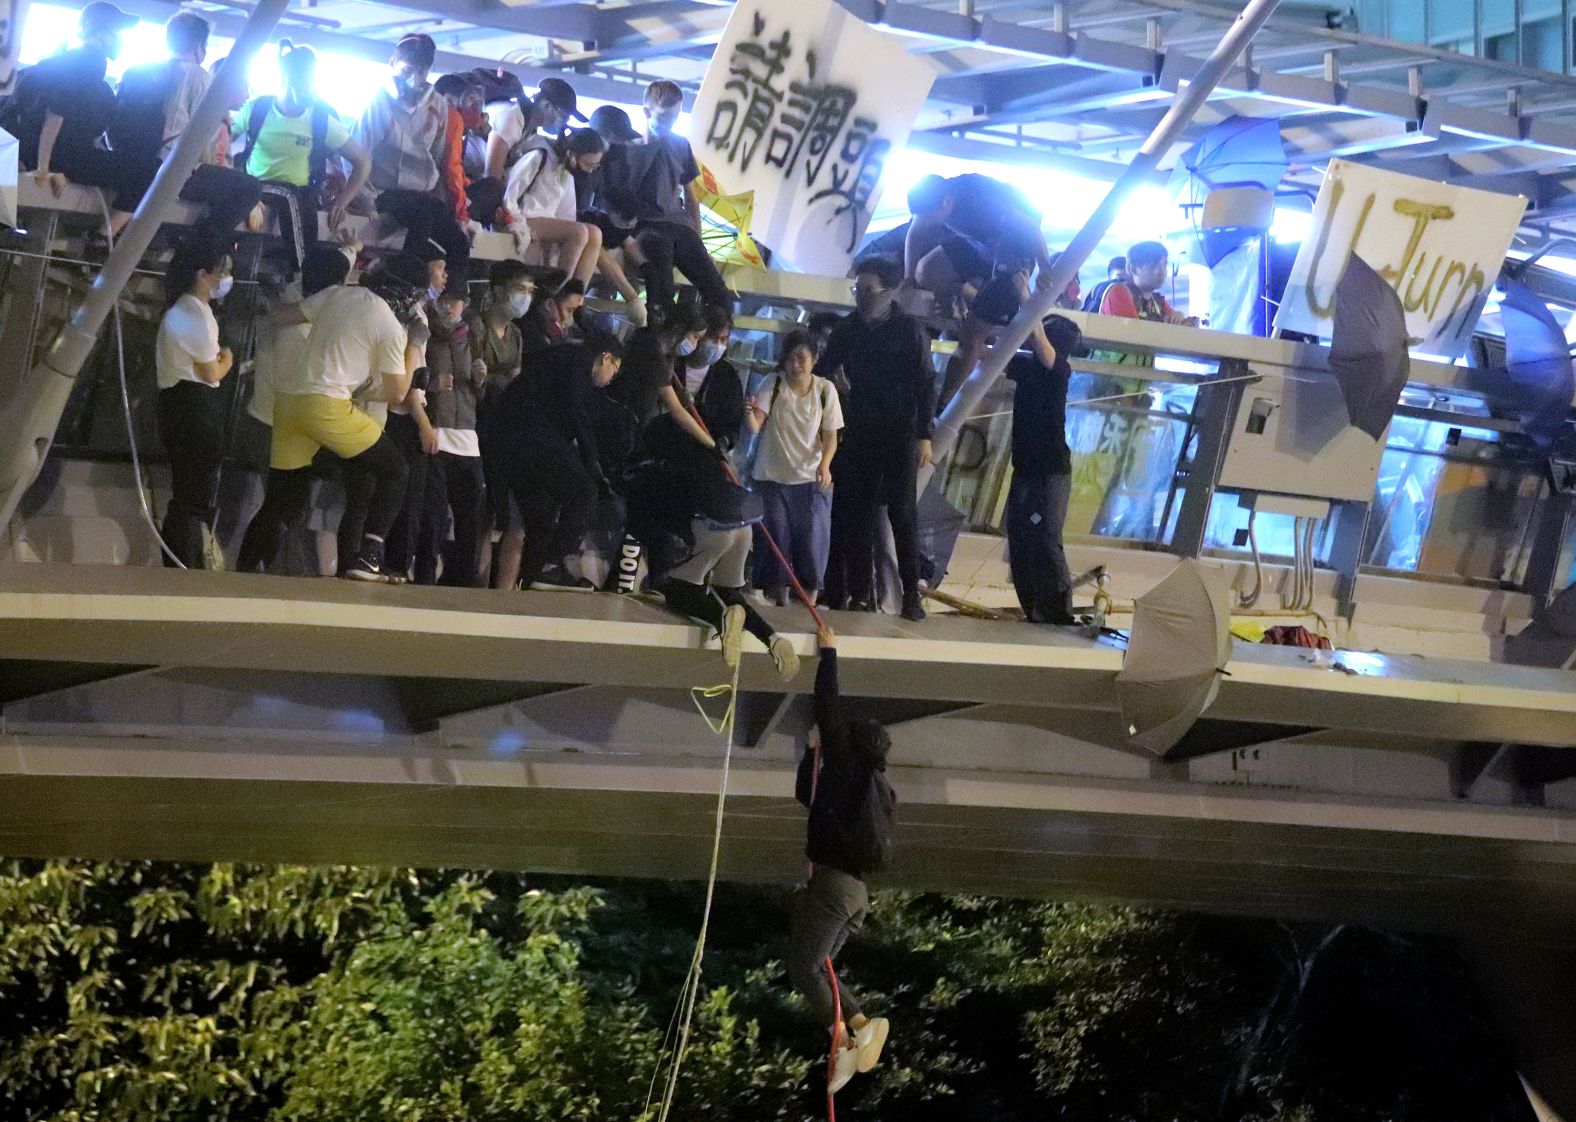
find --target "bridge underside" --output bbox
[2,563,1575,940]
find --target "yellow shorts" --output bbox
[270,393,383,471]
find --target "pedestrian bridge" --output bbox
[4,562,1575,939]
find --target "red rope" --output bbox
[826,954,842,1122]
[669,373,828,631]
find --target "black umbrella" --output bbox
[1495,277,1574,448]
[1328,253,1410,440]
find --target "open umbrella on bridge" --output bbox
[1328,253,1410,440]
[1116,559,1233,756]
[1493,276,1574,448]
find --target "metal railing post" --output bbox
[926,0,1285,480]
[0,0,289,533]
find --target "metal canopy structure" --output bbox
[71,0,1576,235]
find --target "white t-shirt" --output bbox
[752,374,844,486]
[485,101,530,167]
[436,429,481,456]
[504,138,575,224]
[155,293,221,391]
[249,280,306,424]
[282,286,407,400]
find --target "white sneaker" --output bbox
[828,1041,859,1094]
[768,634,800,681]
[720,604,746,669]
[853,1017,889,1072]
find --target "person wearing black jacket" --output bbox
[791,624,893,1093]
[1007,313,1084,625]
[817,257,936,621]
[481,335,623,591]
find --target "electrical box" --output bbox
[1217,367,1385,503]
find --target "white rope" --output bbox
[645,662,743,1122]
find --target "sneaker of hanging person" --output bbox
[852,1015,889,1073]
[829,1037,860,1094]
[720,604,746,669]
[900,593,926,622]
[768,634,800,681]
[529,565,598,592]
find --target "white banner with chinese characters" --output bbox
[691,0,934,277]
[1273,158,1526,360]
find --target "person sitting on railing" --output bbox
[439,73,489,194]
[351,34,471,287]
[109,13,263,247]
[483,75,582,184]
[6,4,135,234]
[819,256,934,622]
[234,42,372,271]
[1006,312,1084,625]
[747,330,843,608]
[620,79,733,320]
[502,128,608,287]
[154,233,234,570]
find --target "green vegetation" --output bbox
[0,860,1530,1120]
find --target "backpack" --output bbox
[241,95,335,187]
[1082,277,1117,314]
[109,61,176,158]
[468,67,523,107]
[834,768,897,875]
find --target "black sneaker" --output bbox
[341,553,400,583]
[900,595,927,622]
[529,568,598,593]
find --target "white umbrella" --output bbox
[1115,559,1233,755]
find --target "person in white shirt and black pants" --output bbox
[155,234,235,568]
[749,330,844,606]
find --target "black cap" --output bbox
[379,252,432,290]
[80,2,137,33]
[537,77,586,123]
[589,104,640,142]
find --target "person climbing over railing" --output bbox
[792,622,893,1095]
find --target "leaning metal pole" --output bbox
[926,0,1285,472]
[0,0,289,534]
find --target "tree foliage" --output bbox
[0,860,1533,1122]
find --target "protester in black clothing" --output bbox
[1006,313,1083,625]
[606,303,708,435]
[791,622,893,1093]
[481,334,622,592]
[618,80,731,316]
[8,4,135,237]
[818,257,935,621]
[107,12,264,245]
[520,275,583,354]
[677,304,745,450]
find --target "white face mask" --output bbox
[691,340,726,368]
[214,274,234,300]
[675,336,697,358]
[507,291,533,318]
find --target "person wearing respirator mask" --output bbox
[470,260,535,588]
[154,235,237,570]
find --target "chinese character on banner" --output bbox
[691,0,933,276]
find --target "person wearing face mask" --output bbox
[818,257,936,622]
[415,283,485,586]
[483,76,584,183]
[620,80,733,320]
[352,34,471,288]
[520,274,582,355]
[485,334,624,593]
[676,305,747,463]
[470,260,534,587]
[609,305,717,459]
[502,127,609,291]
[154,234,236,569]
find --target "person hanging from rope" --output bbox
[792,622,894,1095]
